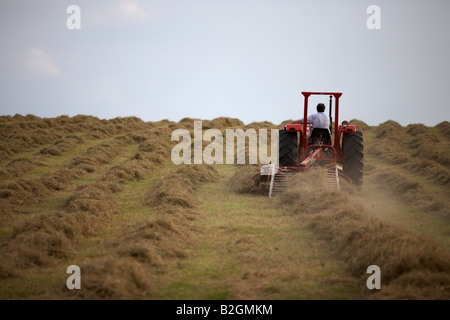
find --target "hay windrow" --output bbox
[0,134,150,215]
[435,121,450,139]
[277,170,450,299]
[228,165,268,194]
[209,117,245,129]
[243,121,276,130]
[406,123,429,136]
[349,119,370,132]
[68,257,152,299]
[0,168,85,209]
[146,165,218,208]
[0,158,39,180]
[56,164,218,299]
[371,168,448,216]
[375,120,403,138]
[0,135,170,278]
[0,114,152,162]
[368,120,450,187]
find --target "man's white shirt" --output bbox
[303,112,330,133]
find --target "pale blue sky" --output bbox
[0,0,449,126]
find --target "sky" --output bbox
[0,0,449,126]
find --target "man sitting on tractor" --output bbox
[297,103,330,133]
[296,103,331,145]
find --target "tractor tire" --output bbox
[279,129,298,166]
[343,131,364,186]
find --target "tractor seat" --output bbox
[310,128,331,145]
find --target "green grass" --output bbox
[149,165,360,300]
[0,267,66,300]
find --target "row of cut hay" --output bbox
[404,160,450,186]
[0,114,147,132]
[406,128,450,168]
[435,121,450,139]
[0,114,42,122]
[369,121,450,187]
[228,165,269,195]
[0,115,102,162]
[350,119,371,132]
[57,164,218,299]
[207,117,245,129]
[0,168,85,214]
[146,165,218,208]
[406,123,430,136]
[277,170,450,300]
[176,117,245,130]
[0,133,172,280]
[84,119,150,140]
[0,130,60,162]
[0,115,152,162]
[0,180,121,279]
[100,136,171,185]
[410,142,450,167]
[0,158,41,180]
[38,134,85,157]
[374,120,404,138]
[370,168,449,217]
[0,135,137,215]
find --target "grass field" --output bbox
[0,115,449,299]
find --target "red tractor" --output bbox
[257,91,364,197]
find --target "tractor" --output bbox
[256,91,364,197]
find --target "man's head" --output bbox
[317,103,326,112]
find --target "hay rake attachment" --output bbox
[259,163,343,198]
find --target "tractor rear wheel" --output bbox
[279,129,298,166]
[343,131,364,186]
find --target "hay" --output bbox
[57,162,218,298]
[0,168,85,208]
[172,164,218,186]
[228,165,267,194]
[411,145,450,167]
[409,135,440,151]
[0,134,171,278]
[435,121,450,139]
[367,121,449,186]
[349,119,370,132]
[243,121,276,130]
[0,115,104,161]
[116,241,164,265]
[372,168,448,215]
[0,158,38,180]
[375,120,403,138]
[406,123,429,136]
[209,117,244,129]
[71,257,151,299]
[277,171,450,299]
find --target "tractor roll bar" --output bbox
[301,92,342,154]
[329,95,333,133]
